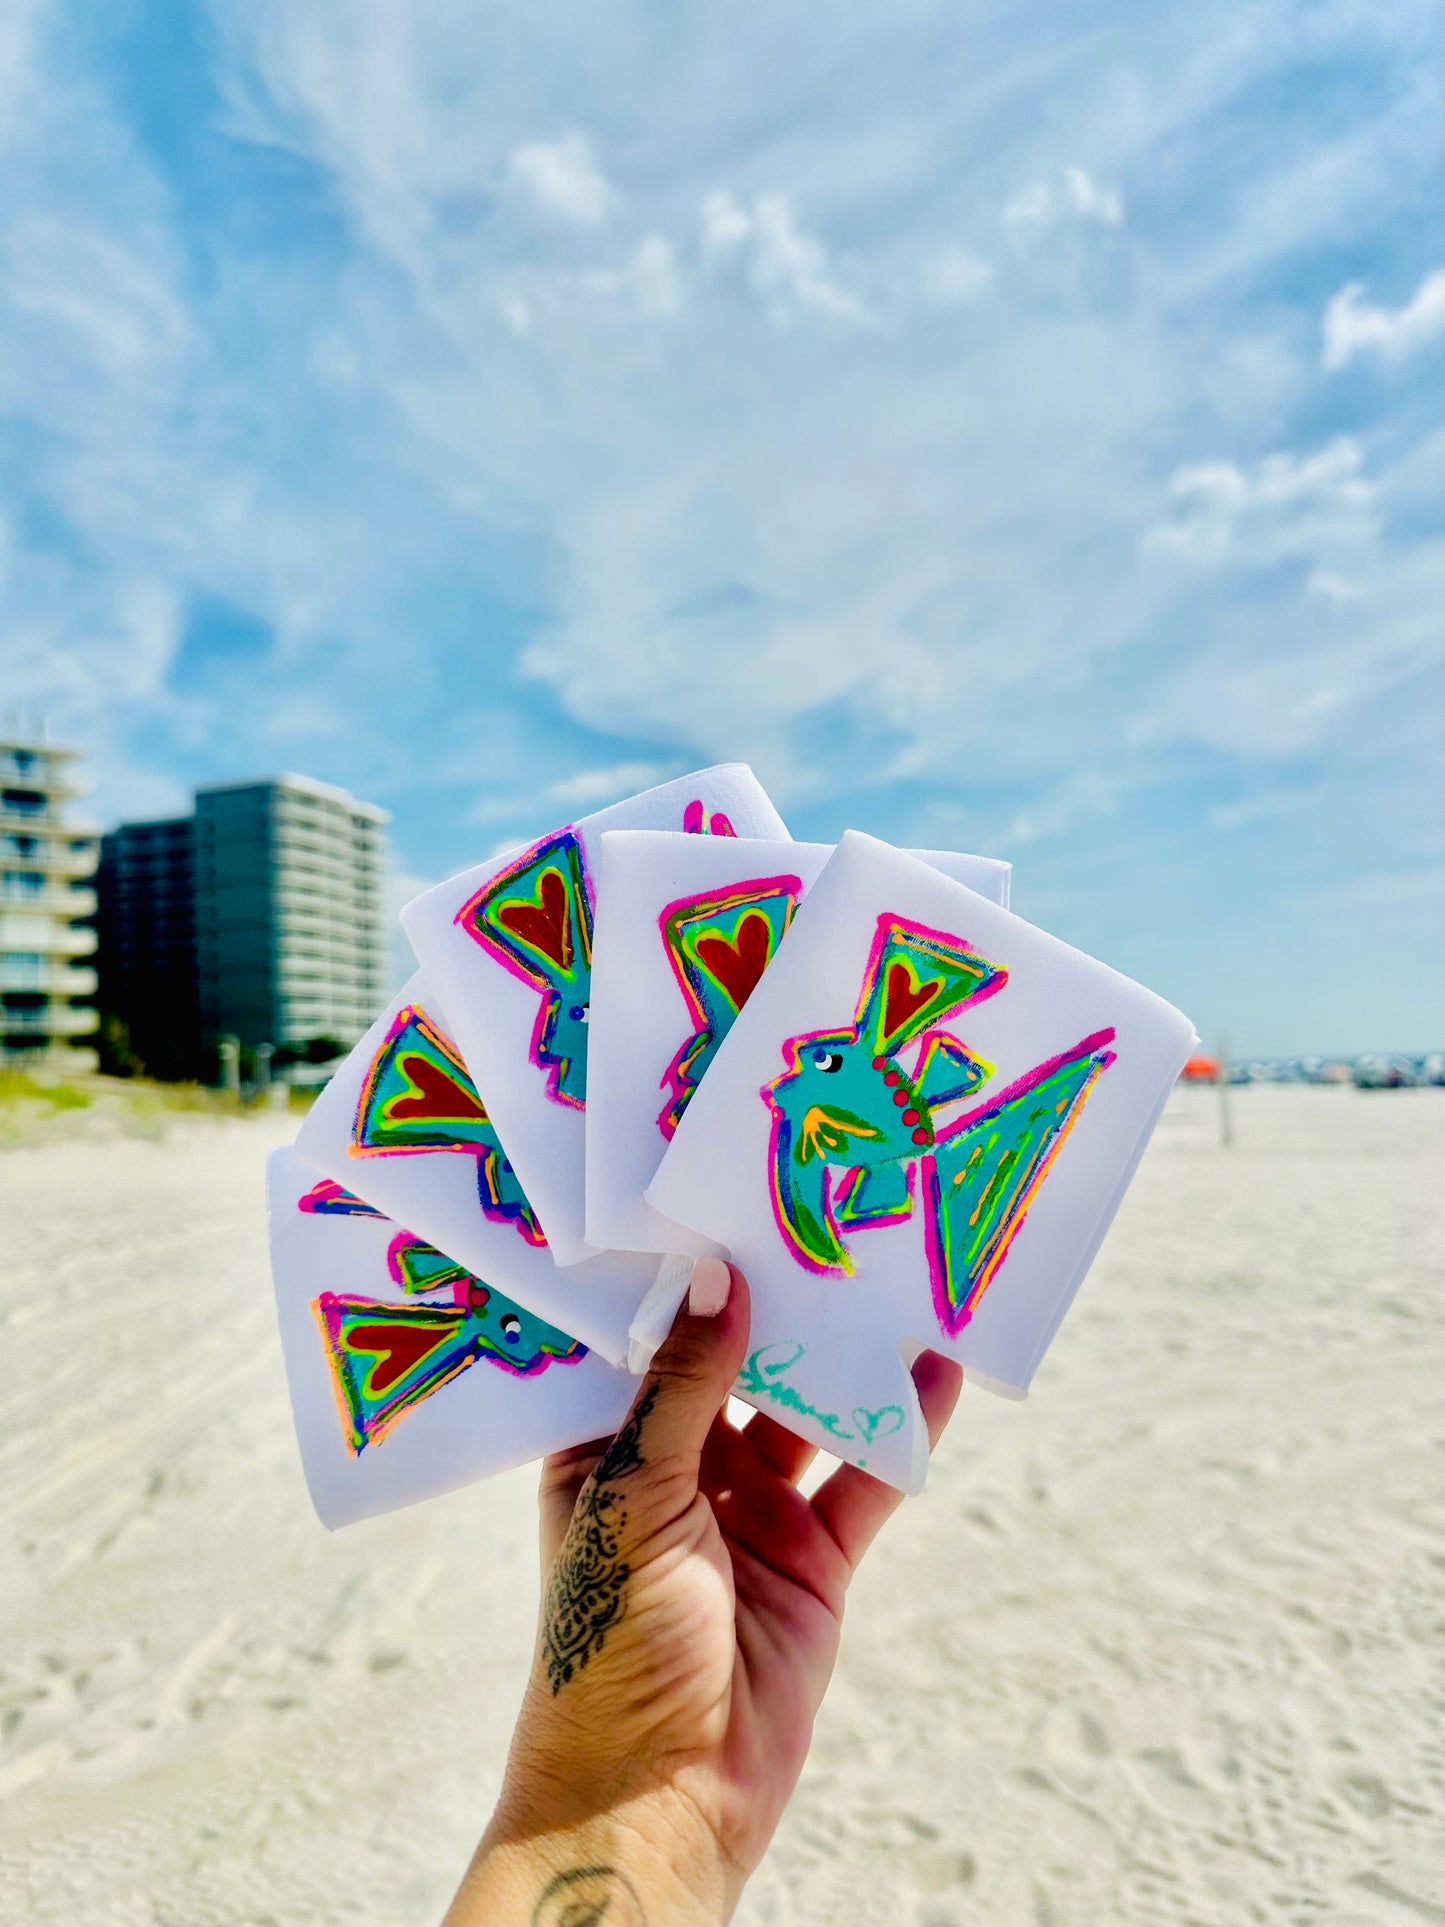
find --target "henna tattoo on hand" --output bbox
[531,1864,647,1926]
[542,1384,658,1694]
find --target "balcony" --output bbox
[0,959,96,992]
[0,919,98,957]
[1,1009,52,1035]
[0,1039,98,1073]
[50,1003,99,1036]
[0,801,55,832]
[47,925,98,957]
[0,884,97,917]
[47,964,98,995]
[51,843,100,879]
[0,748,77,782]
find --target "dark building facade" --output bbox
[95,816,200,1080]
[98,774,389,1078]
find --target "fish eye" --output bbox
[500,1313,522,1342]
[569,1004,589,1023]
[811,1048,844,1073]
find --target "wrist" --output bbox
[447,1779,743,1926]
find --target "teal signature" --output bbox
[735,1342,907,1449]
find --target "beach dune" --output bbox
[0,1087,1441,1925]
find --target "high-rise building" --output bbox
[194,776,389,1052]
[95,817,199,1080]
[0,737,100,1072]
[99,773,389,1075]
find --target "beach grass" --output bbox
[0,1070,312,1145]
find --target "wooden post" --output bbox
[1217,1031,1233,1148]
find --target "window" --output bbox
[2,871,44,900]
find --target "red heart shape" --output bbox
[696,910,774,1012]
[388,1051,489,1123]
[496,866,572,972]
[345,1317,454,1394]
[882,960,943,1044]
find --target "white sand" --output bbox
[1,1088,1441,1926]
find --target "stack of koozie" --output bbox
[269,765,1196,1525]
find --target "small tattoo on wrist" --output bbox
[542,1384,658,1694]
[531,1863,647,1925]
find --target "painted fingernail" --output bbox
[688,1255,732,1318]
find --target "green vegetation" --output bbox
[0,1069,312,1145]
[0,1070,93,1112]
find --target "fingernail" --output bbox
[688,1255,732,1318]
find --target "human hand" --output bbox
[444,1260,963,1926]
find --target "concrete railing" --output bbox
[50,1004,100,1036]
[0,1004,98,1037]
[40,925,99,957]
[0,884,97,916]
[0,963,100,995]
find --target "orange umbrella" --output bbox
[1180,1054,1220,1082]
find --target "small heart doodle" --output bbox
[850,1403,906,1444]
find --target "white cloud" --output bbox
[5,0,1442,947]
[463,759,682,826]
[1146,437,1376,568]
[507,131,617,227]
[699,189,754,256]
[546,760,680,808]
[700,189,875,328]
[1004,165,1123,233]
[1306,569,1366,605]
[625,234,683,319]
[498,233,682,338]
[1322,267,1445,371]
[1005,770,1117,846]
[919,247,995,307]
[1208,787,1316,832]
[1,214,194,374]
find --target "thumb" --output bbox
[615,1259,750,1506]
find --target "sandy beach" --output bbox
[1,1086,1441,1926]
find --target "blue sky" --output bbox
[2,0,1441,1054]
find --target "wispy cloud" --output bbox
[1146,438,1376,570]
[918,247,995,307]
[1322,266,1445,371]
[1306,568,1366,605]
[546,761,681,808]
[1005,770,1118,846]
[1004,165,1123,234]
